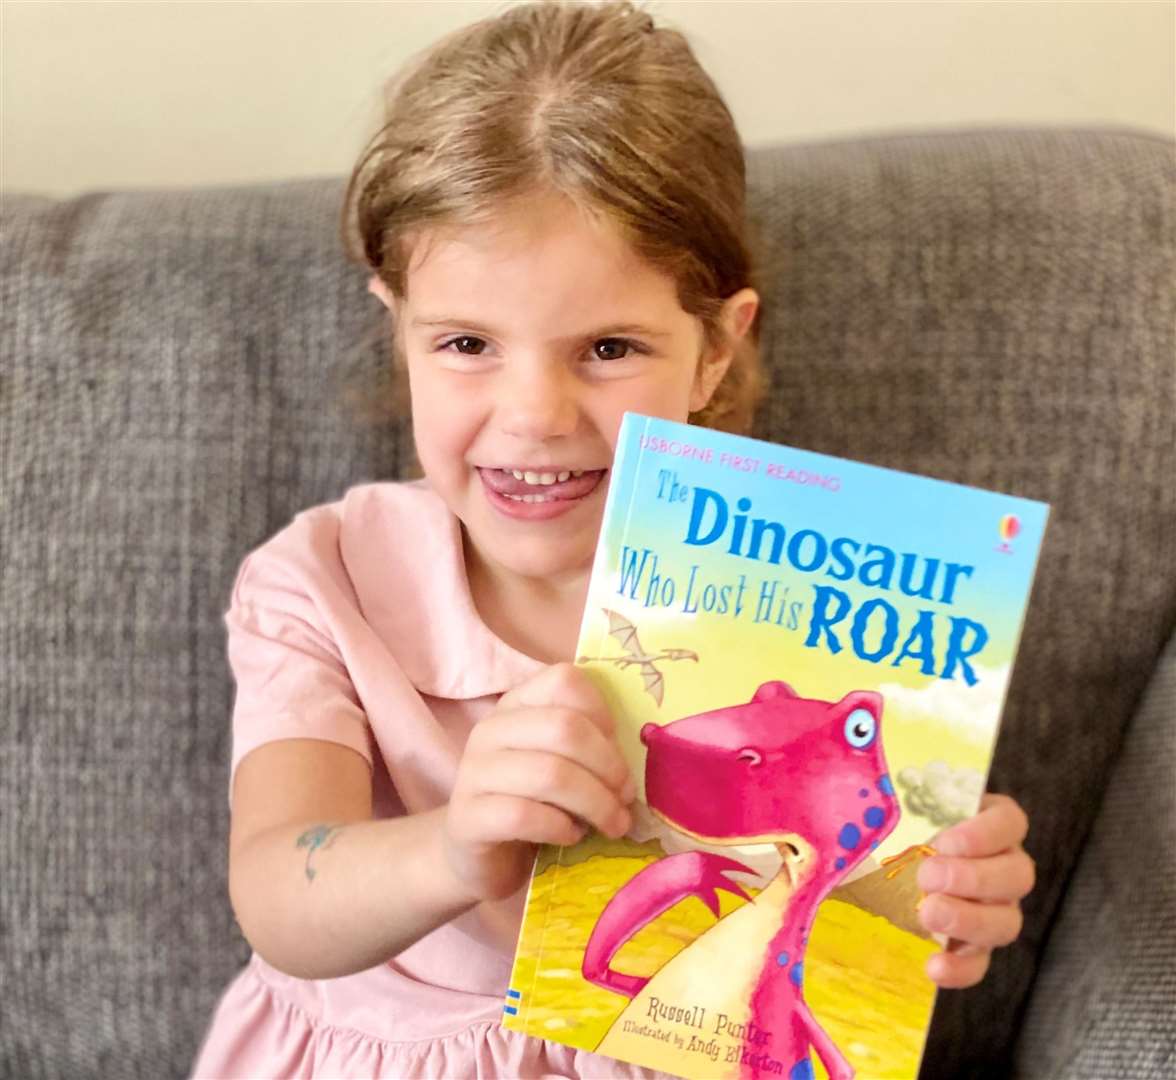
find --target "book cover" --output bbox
[502,412,1049,1080]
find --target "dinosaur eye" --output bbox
[737,748,763,767]
[844,708,876,749]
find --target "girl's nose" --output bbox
[497,360,580,441]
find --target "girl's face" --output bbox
[389,193,757,589]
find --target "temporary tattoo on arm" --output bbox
[295,823,344,882]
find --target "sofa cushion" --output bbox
[1013,628,1176,1078]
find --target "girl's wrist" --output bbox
[426,805,487,911]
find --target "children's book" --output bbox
[502,412,1048,1080]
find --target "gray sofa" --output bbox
[2,129,1173,1079]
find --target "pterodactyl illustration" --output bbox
[576,608,698,706]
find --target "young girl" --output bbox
[192,3,1034,1077]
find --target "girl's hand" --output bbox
[916,793,1036,989]
[442,662,636,904]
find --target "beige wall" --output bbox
[3,0,1173,197]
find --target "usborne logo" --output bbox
[503,987,521,1016]
[996,514,1021,554]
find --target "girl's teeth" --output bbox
[505,468,581,486]
[503,492,555,503]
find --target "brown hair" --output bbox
[340,0,764,434]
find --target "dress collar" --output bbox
[341,480,547,700]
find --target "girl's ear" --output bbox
[689,287,760,413]
[368,275,396,311]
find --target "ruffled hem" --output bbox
[191,958,675,1079]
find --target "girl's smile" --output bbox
[477,466,608,520]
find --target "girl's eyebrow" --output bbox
[410,315,673,340]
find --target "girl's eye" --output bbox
[436,335,643,360]
[443,335,486,356]
[593,338,638,361]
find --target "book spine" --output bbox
[504,846,544,1029]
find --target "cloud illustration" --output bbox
[877,662,1011,742]
[896,760,984,827]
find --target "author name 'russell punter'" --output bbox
[645,998,771,1047]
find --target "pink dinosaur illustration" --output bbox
[582,680,900,1080]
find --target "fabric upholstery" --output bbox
[1013,629,1176,1078]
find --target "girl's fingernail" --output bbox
[920,896,952,933]
[951,943,988,958]
[919,858,948,893]
[935,830,966,856]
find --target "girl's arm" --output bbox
[229,664,634,981]
[227,738,481,980]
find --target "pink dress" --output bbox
[191,480,672,1079]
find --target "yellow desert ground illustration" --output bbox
[510,838,938,1079]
